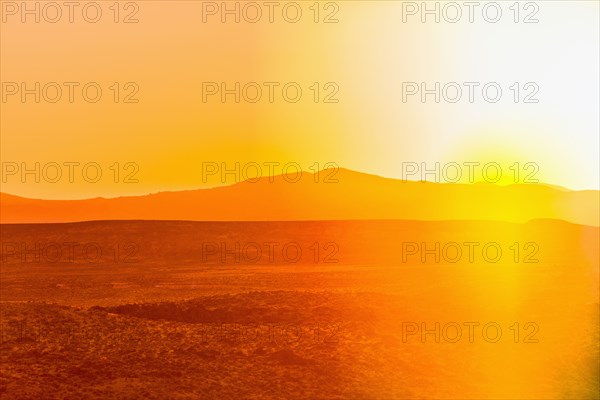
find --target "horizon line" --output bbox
[0,217,597,228]
[2,167,597,201]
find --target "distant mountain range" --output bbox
[1,168,598,225]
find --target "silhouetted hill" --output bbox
[1,169,598,225]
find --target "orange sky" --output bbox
[1,1,598,199]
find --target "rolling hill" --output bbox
[1,169,598,225]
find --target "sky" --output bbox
[1,0,598,199]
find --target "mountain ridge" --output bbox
[1,168,598,225]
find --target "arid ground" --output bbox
[1,221,598,399]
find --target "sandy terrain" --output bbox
[1,220,598,399]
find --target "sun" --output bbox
[445,129,559,187]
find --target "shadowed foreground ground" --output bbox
[1,221,598,399]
